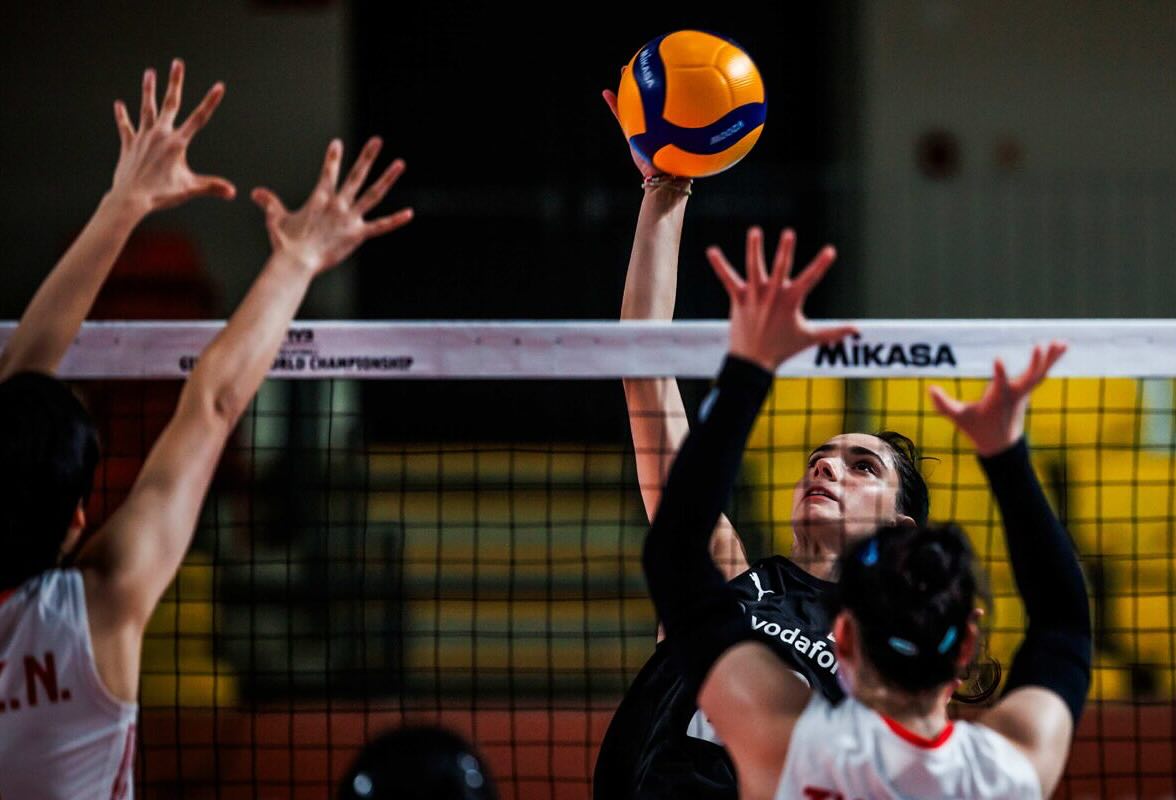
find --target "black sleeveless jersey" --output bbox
[593,555,843,800]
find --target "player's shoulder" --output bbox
[955,717,1040,767]
[950,719,1042,798]
[1,568,85,623]
[744,555,834,591]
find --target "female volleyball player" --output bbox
[593,87,929,800]
[0,60,412,798]
[642,235,1088,797]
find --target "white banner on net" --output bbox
[0,320,1174,379]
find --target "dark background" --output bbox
[352,3,857,439]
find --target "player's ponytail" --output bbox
[833,524,981,693]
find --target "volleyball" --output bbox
[617,30,766,178]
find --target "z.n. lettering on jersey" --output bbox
[0,651,72,712]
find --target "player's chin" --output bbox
[792,508,845,538]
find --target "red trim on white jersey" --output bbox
[110,723,137,799]
[879,714,954,749]
[0,588,15,606]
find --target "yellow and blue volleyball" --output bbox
[617,30,766,178]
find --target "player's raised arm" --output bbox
[605,85,751,580]
[641,230,854,798]
[77,137,412,699]
[931,343,1091,796]
[0,59,235,381]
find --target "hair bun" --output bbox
[906,537,953,595]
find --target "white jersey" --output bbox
[776,695,1041,800]
[0,569,138,800]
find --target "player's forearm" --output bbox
[625,378,688,516]
[180,251,313,428]
[643,355,772,692]
[621,185,688,321]
[979,438,1091,722]
[0,191,147,380]
[620,186,691,515]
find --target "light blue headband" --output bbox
[887,625,958,659]
[937,625,959,654]
[887,636,919,657]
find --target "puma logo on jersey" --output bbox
[749,571,774,602]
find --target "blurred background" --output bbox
[3,3,1175,797]
[5,1,1176,436]
[5,1,1176,322]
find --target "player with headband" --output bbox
[642,229,1089,798]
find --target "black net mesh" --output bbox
[74,373,1176,799]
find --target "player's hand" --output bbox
[109,59,235,215]
[603,78,663,180]
[929,342,1067,457]
[251,136,413,275]
[707,227,858,373]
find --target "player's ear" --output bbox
[895,513,917,528]
[956,613,982,670]
[832,611,856,662]
[58,503,87,564]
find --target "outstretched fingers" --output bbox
[707,245,746,300]
[159,58,184,127]
[251,187,288,227]
[1042,340,1068,372]
[113,100,134,150]
[770,228,796,287]
[364,207,415,239]
[316,139,343,196]
[339,137,383,201]
[790,246,838,299]
[746,226,768,287]
[810,324,860,347]
[178,81,225,141]
[139,67,158,131]
[354,158,406,216]
[192,173,236,200]
[1010,341,1067,394]
[928,384,967,421]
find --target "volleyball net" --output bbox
[10,320,1175,800]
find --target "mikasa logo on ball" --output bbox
[709,120,745,145]
[637,48,656,87]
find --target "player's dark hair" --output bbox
[338,725,498,800]
[833,523,978,694]
[0,373,99,590]
[873,430,930,527]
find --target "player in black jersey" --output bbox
[640,284,1084,798]
[593,87,930,800]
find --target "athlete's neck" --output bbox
[789,534,843,581]
[853,674,952,740]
